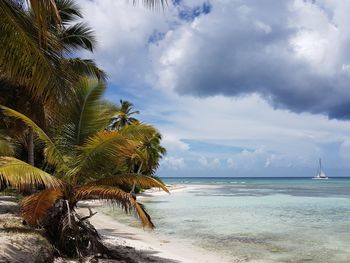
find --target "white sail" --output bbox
[312,159,328,179]
[319,171,327,178]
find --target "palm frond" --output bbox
[59,79,110,148]
[80,131,138,164]
[89,174,169,193]
[29,0,61,44]
[73,125,160,178]
[0,0,61,99]
[75,185,154,228]
[132,0,167,11]
[60,23,96,52]
[73,131,137,178]
[56,0,82,24]
[21,188,63,226]
[0,105,65,167]
[99,100,120,118]
[72,78,106,145]
[0,157,61,190]
[61,58,106,81]
[118,124,159,140]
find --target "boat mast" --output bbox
[319,158,322,172]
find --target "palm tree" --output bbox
[108,101,166,193]
[126,131,166,174]
[137,132,167,175]
[0,0,167,97]
[0,0,105,167]
[123,131,167,195]
[0,79,168,257]
[0,0,170,256]
[109,100,140,130]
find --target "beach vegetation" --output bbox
[0,79,168,257]
[0,0,168,258]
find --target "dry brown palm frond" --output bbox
[131,199,155,228]
[21,188,64,226]
[0,157,61,190]
[75,185,154,228]
[88,174,169,193]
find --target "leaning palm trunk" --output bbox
[42,199,106,258]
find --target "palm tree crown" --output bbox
[109,100,140,130]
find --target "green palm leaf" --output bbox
[59,78,112,148]
[0,105,64,167]
[62,58,107,81]
[118,124,159,140]
[56,0,83,25]
[0,157,61,190]
[71,131,135,180]
[73,125,160,178]
[60,22,96,52]
[0,0,61,99]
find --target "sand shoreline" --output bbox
[0,185,237,262]
[77,184,236,263]
[77,207,233,263]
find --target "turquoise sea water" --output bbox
[105,177,350,262]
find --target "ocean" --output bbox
[104,177,350,262]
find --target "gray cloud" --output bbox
[154,0,350,119]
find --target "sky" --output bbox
[77,0,350,177]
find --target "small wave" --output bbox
[209,194,238,196]
[184,219,201,222]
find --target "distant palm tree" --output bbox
[139,132,167,175]
[129,131,167,175]
[109,100,140,130]
[0,79,168,257]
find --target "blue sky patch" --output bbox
[148,30,166,45]
[178,2,212,22]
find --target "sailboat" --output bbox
[312,158,328,180]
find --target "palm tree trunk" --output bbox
[130,162,143,195]
[28,128,34,165]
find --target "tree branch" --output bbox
[80,207,97,222]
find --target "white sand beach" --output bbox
[77,207,234,263]
[76,185,236,263]
[0,190,234,263]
